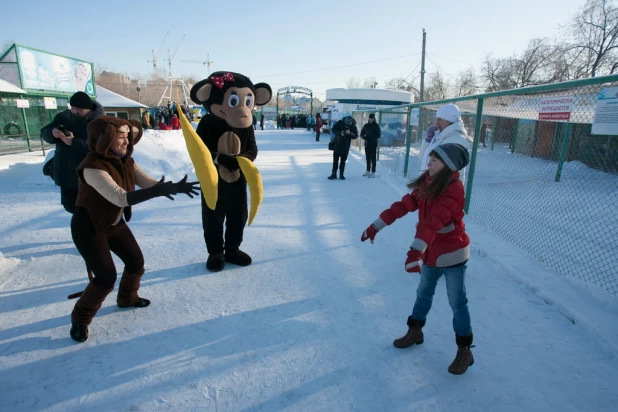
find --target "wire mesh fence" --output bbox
[353,75,618,297]
[0,94,64,154]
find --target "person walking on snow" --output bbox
[419,103,471,181]
[315,113,323,142]
[360,113,381,177]
[361,143,474,375]
[328,115,358,180]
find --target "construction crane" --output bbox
[182,53,214,75]
[147,31,169,74]
[158,34,191,106]
[165,34,185,80]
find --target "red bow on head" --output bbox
[210,72,235,89]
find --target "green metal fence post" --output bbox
[403,110,413,177]
[21,107,32,152]
[376,111,382,161]
[490,116,496,151]
[555,123,573,182]
[464,98,484,214]
[511,120,519,154]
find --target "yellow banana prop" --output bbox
[237,156,263,226]
[177,105,218,210]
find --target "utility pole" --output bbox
[420,28,426,102]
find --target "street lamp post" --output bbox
[136,86,141,103]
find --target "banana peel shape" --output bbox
[178,108,218,210]
[237,156,263,226]
[178,110,263,225]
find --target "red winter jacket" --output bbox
[315,117,323,133]
[376,171,470,267]
[170,117,181,130]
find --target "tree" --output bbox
[362,77,378,88]
[565,0,618,77]
[482,38,563,91]
[454,68,478,97]
[384,77,420,98]
[346,77,361,88]
[424,72,450,101]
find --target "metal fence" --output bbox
[0,93,64,154]
[353,74,618,297]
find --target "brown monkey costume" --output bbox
[190,72,272,272]
[69,116,198,342]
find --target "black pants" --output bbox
[201,178,248,255]
[365,147,377,173]
[61,187,78,214]
[332,152,348,171]
[316,132,320,141]
[71,207,144,289]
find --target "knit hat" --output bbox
[344,116,353,126]
[425,125,439,142]
[368,113,375,119]
[432,143,469,171]
[70,91,93,110]
[435,103,461,124]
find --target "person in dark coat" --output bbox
[41,91,105,214]
[360,113,381,177]
[260,113,265,130]
[328,116,358,180]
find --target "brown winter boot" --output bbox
[117,268,150,308]
[70,282,114,342]
[448,333,474,375]
[393,317,425,348]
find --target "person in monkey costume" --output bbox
[190,72,272,272]
[69,116,199,342]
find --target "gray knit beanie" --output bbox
[432,143,469,171]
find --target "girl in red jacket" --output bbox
[361,143,474,375]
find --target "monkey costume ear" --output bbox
[128,120,143,145]
[190,79,213,104]
[253,83,272,106]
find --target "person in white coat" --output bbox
[419,103,471,181]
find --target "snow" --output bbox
[96,86,148,108]
[1,129,617,411]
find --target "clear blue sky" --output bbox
[1,0,588,98]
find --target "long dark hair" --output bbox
[407,150,455,199]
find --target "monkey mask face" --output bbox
[190,72,272,129]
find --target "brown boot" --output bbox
[393,317,425,348]
[448,333,474,375]
[70,282,113,342]
[117,268,150,308]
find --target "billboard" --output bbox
[15,46,95,96]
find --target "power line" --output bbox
[425,55,461,78]
[256,53,422,79]
[425,52,482,69]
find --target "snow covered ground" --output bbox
[365,140,618,297]
[1,129,617,411]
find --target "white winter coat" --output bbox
[418,121,471,181]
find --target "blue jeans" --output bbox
[411,264,472,336]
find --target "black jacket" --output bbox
[41,102,105,189]
[360,121,381,148]
[331,119,358,155]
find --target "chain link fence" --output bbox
[353,75,618,297]
[0,94,64,154]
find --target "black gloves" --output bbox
[216,153,240,172]
[126,175,200,206]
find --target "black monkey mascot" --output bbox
[188,72,272,272]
